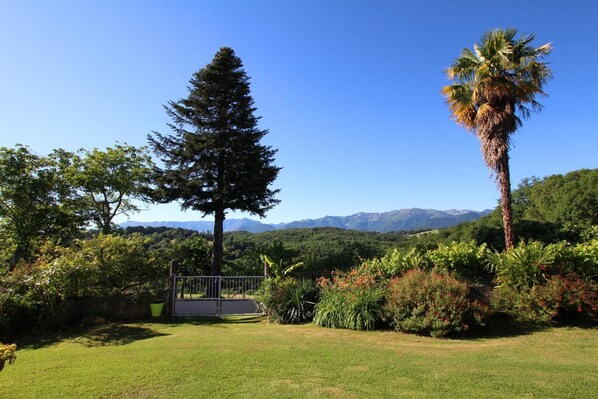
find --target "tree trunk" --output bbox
[497,155,515,250]
[9,241,28,271]
[101,223,111,235]
[208,209,225,299]
[211,208,225,276]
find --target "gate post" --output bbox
[166,259,179,317]
[217,276,222,316]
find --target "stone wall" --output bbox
[56,294,161,326]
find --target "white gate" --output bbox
[172,276,264,316]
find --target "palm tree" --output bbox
[442,28,552,250]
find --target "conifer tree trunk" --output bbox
[212,208,225,276]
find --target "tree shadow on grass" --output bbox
[17,323,170,349]
[454,316,597,341]
[17,316,265,349]
[149,315,266,329]
[73,324,169,347]
[456,321,548,340]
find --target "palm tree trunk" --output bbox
[497,155,515,250]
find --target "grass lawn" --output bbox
[1,317,597,398]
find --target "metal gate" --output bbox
[172,276,264,316]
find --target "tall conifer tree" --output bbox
[149,47,280,275]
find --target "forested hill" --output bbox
[426,168,598,250]
[122,169,596,275]
[121,208,491,233]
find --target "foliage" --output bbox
[417,169,598,251]
[443,28,552,250]
[551,239,598,278]
[485,239,598,289]
[384,269,490,337]
[428,241,491,283]
[0,262,55,340]
[259,254,304,277]
[514,169,598,227]
[486,241,555,288]
[361,247,428,278]
[254,277,318,324]
[148,47,280,276]
[46,234,164,295]
[122,226,213,275]
[0,143,157,270]
[488,239,598,324]
[0,343,16,371]
[314,269,386,331]
[0,234,166,339]
[69,144,154,234]
[0,145,83,269]
[492,275,597,324]
[224,228,406,276]
[168,236,212,276]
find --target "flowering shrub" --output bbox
[492,274,597,323]
[254,277,318,324]
[0,343,16,371]
[314,269,386,331]
[384,269,490,337]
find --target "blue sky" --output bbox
[1,1,596,224]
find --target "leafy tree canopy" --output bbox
[0,145,83,269]
[69,144,154,234]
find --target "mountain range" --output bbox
[121,208,492,234]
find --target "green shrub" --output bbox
[0,234,166,339]
[551,239,598,279]
[314,269,386,331]
[0,262,55,340]
[362,248,428,278]
[384,269,490,337]
[428,241,491,283]
[255,277,318,324]
[492,275,597,324]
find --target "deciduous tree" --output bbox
[70,144,154,234]
[0,146,82,269]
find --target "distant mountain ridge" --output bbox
[121,208,491,233]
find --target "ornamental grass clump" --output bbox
[254,277,318,324]
[313,269,386,331]
[384,269,489,337]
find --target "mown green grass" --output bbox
[2,318,597,398]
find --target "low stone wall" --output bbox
[56,294,159,326]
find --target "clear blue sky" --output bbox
[1,1,596,224]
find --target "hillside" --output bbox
[121,208,491,233]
